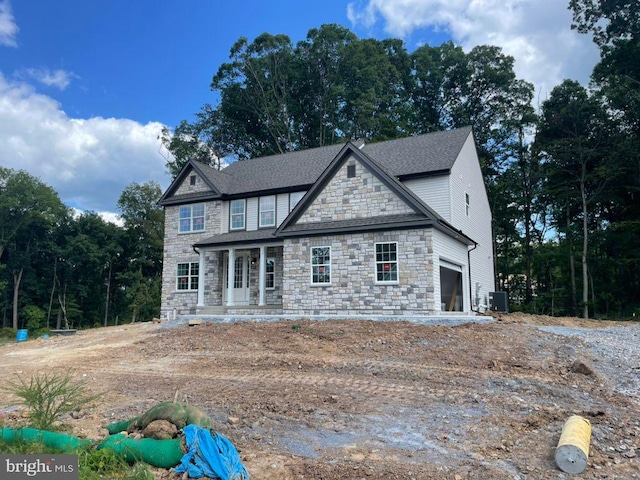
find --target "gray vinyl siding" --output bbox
[403,175,451,222]
[246,198,258,230]
[221,201,229,233]
[277,193,289,225]
[449,135,495,309]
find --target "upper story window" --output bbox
[311,246,331,285]
[465,192,470,217]
[375,242,398,283]
[259,196,276,227]
[179,204,205,233]
[289,191,305,212]
[230,199,246,230]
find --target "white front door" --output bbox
[224,254,250,305]
[233,255,250,304]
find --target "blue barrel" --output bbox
[16,329,28,342]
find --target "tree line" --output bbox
[163,1,639,319]
[0,171,163,332]
[2,1,635,328]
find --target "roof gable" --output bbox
[158,159,223,206]
[276,142,451,237]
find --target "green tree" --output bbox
[117,182,164,322]
[294,24,357,147]
[55,213,123,329]
[0,169,68,329]
[536,80,612,318]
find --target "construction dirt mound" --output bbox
[1,313,638,479]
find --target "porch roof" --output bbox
[194,228,280,248]
[278,213,475,245]
[278,213,428,236]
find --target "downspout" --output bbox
[467,242,479,314]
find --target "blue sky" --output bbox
[0,0,598,220]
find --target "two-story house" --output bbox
[158,126,494,319]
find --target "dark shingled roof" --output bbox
[363,127,471,177]
[162,127,472,202]
[194,228,280,248]
[279,214,429,235]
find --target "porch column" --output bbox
[197,249,205,307]
[226,247,235,306]
[258,245,266,306]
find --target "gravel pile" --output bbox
[534,323,640,398]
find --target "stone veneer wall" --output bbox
[203,251,223,308]
[160,200,221,319]
[282,229,435,315]
[297,158,414,224]
[244,246,283,306]
[174,170,211,195]
[265,246,284,305]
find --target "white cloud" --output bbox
[347,0,600,101]
[16,68,77,90]
[0,0,18,47]
[0,73,171,214]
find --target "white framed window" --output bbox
[465,192,470,217]
[259,196,276,227]
[375,242,398,283]
[289,191,305,212]
[179,204,205,233]
[177,262,199,291]
[230,199,246,230]
[311,246,331,284]
[265,257,275,289]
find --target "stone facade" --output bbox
[282,229,435,315]
[160,199,222,319]
[174,171,211,195]
[297,157,414,224]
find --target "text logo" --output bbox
[1,455,77,480]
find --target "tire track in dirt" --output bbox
[97,363,471,403]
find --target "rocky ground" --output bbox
[1,313,639,479]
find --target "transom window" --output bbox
[311,246,331,284]
[230,199,246,230]
[375,242,398,283]
[179,204,205,233]
[265,257,275,289]
[259,196,276,227]
[177,262,199,290]
[289,192,305,212]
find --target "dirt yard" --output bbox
[1,313,638,479]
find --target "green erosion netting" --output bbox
[0,427,92,450]
[0,428,183,469]
[97,433,184,469]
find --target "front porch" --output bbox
[194,236,284,313]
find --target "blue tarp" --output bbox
[174,424,250,479]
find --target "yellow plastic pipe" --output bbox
[555,415,592,474]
